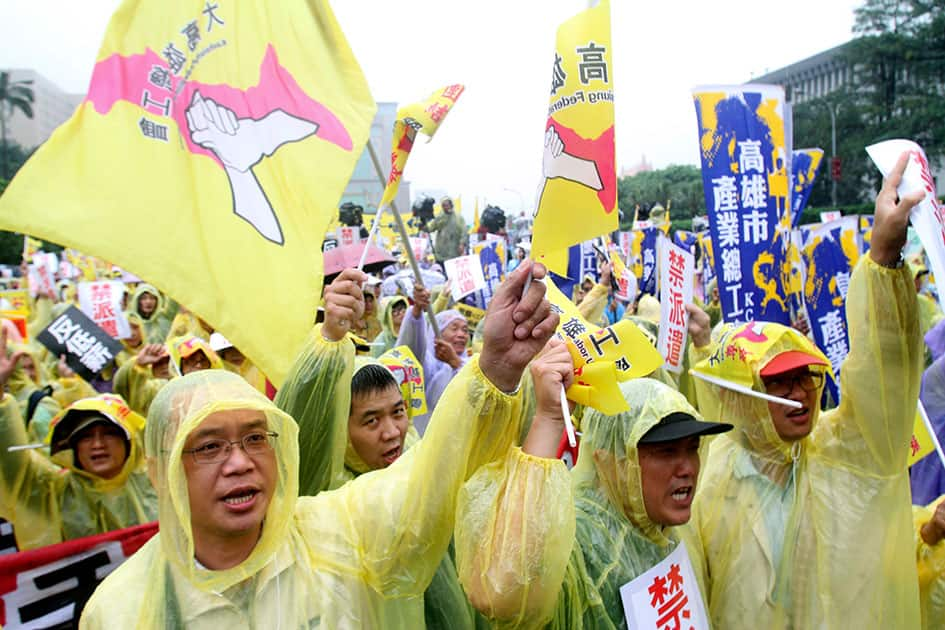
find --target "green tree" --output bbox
[0,72,34,180]
[616,164,706,229]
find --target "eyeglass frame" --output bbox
[181,430,279,464]
[762,369,826,398]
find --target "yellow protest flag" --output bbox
[531,0,617,276]
[22,236,42,263]
[909,410,936,467]
[543,278,662,414]
[378,345,428,417]
[0,0,376,386]
[470,196,480,234]
[378,84,465,210]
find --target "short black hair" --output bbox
[351,364,399,402]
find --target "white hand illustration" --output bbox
[535,126,604,217]
[186,90,320,245]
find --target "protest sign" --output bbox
[819,211,841,223]
[28,257,56,301]
[0,290,29,315]
[408,236,429,261]
[658,241,695,373]
[791,148,824,226]
[462,239,505,310]
[378,345,427,416]
[619,540,709,630]
[36,306,123,380]
[77,281,130,339]
[867,139,945,310]
[444,255,487,301]
[0,522,158,628]
[633,220,653,230]
[455,303,486,337]
[692,84,792,325]
[336,226,359,247]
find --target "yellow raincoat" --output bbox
[0,394,157,549]
[82,353,528,628]
[130,283,177,343]
[914,495,945,629]
[371,296,408,358]
[688,256,922,627]
[456,379,711,629]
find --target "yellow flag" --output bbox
[378,84,465,210]
[0,0,375,386]
[909,410,936,467]
[470,196,480,234]
[544,278,663,414]
[532,0,617,276]
[379,345,428,417]
[22,236,42,263]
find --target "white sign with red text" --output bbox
[78,281,130,339]
[657,241,694,373]
[444,254,487,301]
[867,139,945,309]
[336,226,359,247]
[819,211,842,223]
[409,236,429,261]
[619,540,709,630]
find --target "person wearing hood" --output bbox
[210,332,268,394]
[687,152,925,627]
[914,495,945,629]
[168,334,224,375]
[115,311,146,368]
[0,377,157,549]
[396,284,470,433]
[371,295,408,358]
[455,341,731,628]
[81,259,559,629]
[129,283,177,343]
[352,284,383,342]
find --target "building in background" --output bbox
[340,102,410,216]
[1,69,83,149]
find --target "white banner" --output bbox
[77,280,131,339]
[619,540,709,630]
[657,240,694,373]
[336,226,359,248]
[444,254,487,301]
[867,139,945,309]
[819,210,841,223]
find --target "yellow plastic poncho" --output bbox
[113,356,169,418]
[371,296,409,358]
[456,378,709,629]
[168,334,224,373]
[0,394,157,549]
[576,280,609,328]
[689,256,923,628]
[914,495,945,629]
[82,356,528,628]
[130,283,176,343]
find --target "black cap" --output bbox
[638,412,733,445]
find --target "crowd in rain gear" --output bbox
[130,282,178,343]
[371,295,408,358]
[0,393,157,549]
[456,379,723,628]
[687,256,922,628]
[424,200,467,262]
[82,340,532,627]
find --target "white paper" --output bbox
[657,240,694,373]
[620,540,709,630]
[866,139,945,310]
[77,280,131,339]
[444,254,487,301]
[819,210,841,223]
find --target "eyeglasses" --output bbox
[763,370,825,398]
[183,431,278,464]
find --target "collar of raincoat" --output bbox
[145,370,300,594]
[131,283,165,321]
[45,394,147,492]
[379,295,408,335]
[344,356,419,476]
[572,378,709,548]
[694,321,832,470]
[168,334,224,374]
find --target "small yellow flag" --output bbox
[910,408,936,467]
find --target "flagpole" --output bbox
[365,139,441,336]
[689,370,804,408]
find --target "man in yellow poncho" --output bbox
[80,260,559,629]
[687,152,925,628]
[0,377,157,549]
[455,341,730,628]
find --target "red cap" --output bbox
[759,350,828,377]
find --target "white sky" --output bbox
[0,0,861,218]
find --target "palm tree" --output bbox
[0,72,34,180]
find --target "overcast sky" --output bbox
[1,0,861,216]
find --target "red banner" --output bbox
[0,522,158,628]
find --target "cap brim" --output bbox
[760,350,828,377]
[50,412,129,454]
[638,416,733,444]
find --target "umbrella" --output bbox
[323,242,395,280]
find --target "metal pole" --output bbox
[365,138,441,337]
[829,103,837,208]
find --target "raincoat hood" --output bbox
[46,394,147,491]
[635,294,661,323]
[435,309,466,332]
[7,342,46,398]
[131,283,165,321]
[122,311,146,352]
[693,321,831,467]
[145,370,299,593]
[573,378,708,547]
[168,334,224,374]
[379,295,408,336]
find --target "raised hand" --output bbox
[322,268,366,342]
[0,328,26,391]
[870,150,926,266]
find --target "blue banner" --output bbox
[698,232,715,297]
[461,240,505,310]
[692,85,792,324]
[791,148,824,227]
[798,216,861,402]
[627,227,659,296]
[674,229,698,254]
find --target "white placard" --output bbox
[409,236,429,261]
[633,219,653,230]
[867,139,945,310]
[444,254,487,301]
[657,240,694,373]
[619,540,709,630]
[819,210,841,223]
[77,281,131,339]
[336,226,359,247]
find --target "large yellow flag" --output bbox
[532,0,617,276]
[0,0,375,386]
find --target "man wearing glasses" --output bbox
[687,152,926,628]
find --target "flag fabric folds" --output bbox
[0,0,377,386]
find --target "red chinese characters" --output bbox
[647,563,694,630]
